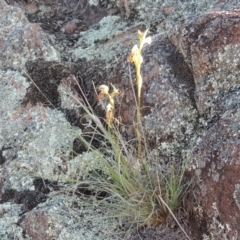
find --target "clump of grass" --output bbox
[25,29,191,238]
[74,100,190,238]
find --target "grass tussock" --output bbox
[68,75,190,238]
[63,29,191,239]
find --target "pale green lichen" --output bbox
[2,105,81,188]
[195,44,240,115]
[0,204,27,240]
[89,0,99,6]
[71,15,131,63]
[61,151,111,181]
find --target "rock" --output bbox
[189,110,240,239]
[0,203,25,240]
[169,9,240,118]
[169,8,240,239]
[20,194,119,240]
[0,0,59,71]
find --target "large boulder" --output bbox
[169,9,240,239]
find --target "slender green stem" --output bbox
[136,65,142,157]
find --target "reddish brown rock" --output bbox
[162,6,176,16]
[0,0,59,70]
[22,211,51,240]
[169,9,240,238]
[189,111,240,239]
[169,10,240,117]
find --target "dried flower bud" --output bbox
[97,85,109,95]
[97,85,109,100]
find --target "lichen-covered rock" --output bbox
[0,203,26,240]
[189,109,240,239]
[169,8,240,239]
[69,0,225,69]
[0,0,59,71]
[20,194,119,240]
[169,9,240,120]
[0,70,81,189]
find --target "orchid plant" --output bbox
[127,29,151,156]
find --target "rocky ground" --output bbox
[1,0,240,239]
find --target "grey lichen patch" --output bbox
[128,0,220,30]
[89,0,99,6]
[0,203,27,240]
[206,162,220,182]
[59,151,111,182]
[2,173,34,192]
[58,78,82,110]
[233,184,240,211]
[0,71,81,189]
[0,70,29,159]
[70,15,131,63]
[0,1,27,28]
[195,44,240,116]
[144,113,186,161]
[7,107,81,182]
[37,5,52,17]
[112,32,195,165]
[0,70,29,120]
[188,107,240,176]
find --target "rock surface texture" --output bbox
[1,0,240,239]
[169,9,240,239]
